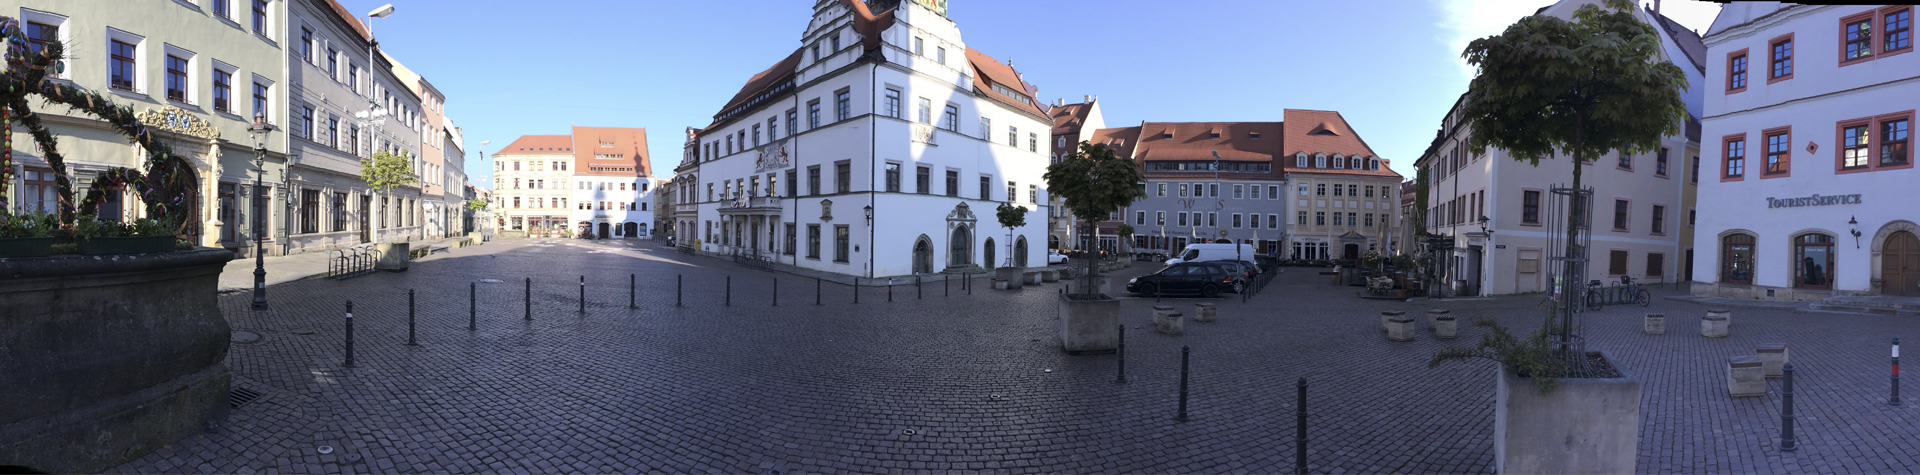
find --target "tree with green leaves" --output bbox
[465,197,488,211]
[1045,142,1147,298]
[994,202,1028,268]
[1460,0,1688,343]
[1117,223,1135,256]
[360,150,419,243]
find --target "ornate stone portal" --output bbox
[943,202,982,273]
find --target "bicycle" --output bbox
[1583,276,1651,310]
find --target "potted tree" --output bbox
[360,150,420,271]
[1043,141,1146,354]
[993,202,1030,288]
[465,197,488,244]
[1429,314,1639,475]
[1438,0,1685,471]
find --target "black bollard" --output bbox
[772,277,779,307]
[579,275,586,315]
[524,278,532,321]
[1116,325,1127,384]
[888,279,894,303]
[945,275,950,297]
[630,274,636,309]
[1894,337,1903,406]
[1781,362,1797,451]
[1296,378,1308,474]
[726,276,732,306]
[917,275,922,300]
[677,274,684,307]
[468,282,476,331]
[1176,345,1190,422]
[816,277,822,305]
[343,301,356,368]
[967,273,972,295]
[407,289,417,346]
[854,280,860,304]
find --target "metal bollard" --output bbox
[726,276,732,306]
[917,275,922,299]
[1297,378,1308,474]
[854,280,860,304]
[1781,362,1797,451]
[579,275,586,315]
[1116,325,1127,384]
[888,278,894,303]
[967,273,972,295]
[677,274,684,307]
[407,289,417,346]
[816,277,822,305]
[343,301,356,368]
[525,278,532,321]
[772,278,779,307]
[1176,345,1191,422]
[1894,337,1903,406]
[630,274,636,309]
[945,275,950,297]
[468,282,476,331]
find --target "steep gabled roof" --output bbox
[1087,126,1141,159]
[1651,8,1708,74]
[494,135,573,157]
[1050,102,1092,135]
[966,47,1049,119]
[710,47,805,125]
[1282,109,1402,178]
[1133,122,1284,162]
[571,126,651,177]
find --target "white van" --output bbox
[1165,243,1257,266]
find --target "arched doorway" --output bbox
[1885,231,1920,296]
[1048,234,1060,250]
[1343,243,1360,260]
[1014,236,1029,268]
[1722,233,1755,284]
[913,235,934,274]
[984,237,996,269]
[624,222,638,238]
[950,224,972,267]
[598,222,610,239]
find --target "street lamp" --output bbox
[1850,215,1862,248]
[863,204,874,226]
[248,116,276,311]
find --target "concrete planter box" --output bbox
[1023,271,1041,285]
[1427,309,1450,329]
[375,242,411,271]
[1381,310,1405,333]
[1757,344,1789,378]
[1644,313,1666,335]
[1386,316,1416,341]
[1058,292,1120,354]
[1040,269,1059,282]
[1434,315,1457,339]
[467,231,485,243]
[1727,356,1766,397]
[0,249,234,473]
[995,267,1024,289]
[0,236,55,258]
[1701,314,1729,338]
[1495,351,1641,475]
[1193,302,1217,322]
[499,230,527,239]
[1708,308,1732,327]
[1153,305,1184,335]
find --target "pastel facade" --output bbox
[1694,3,1920,298]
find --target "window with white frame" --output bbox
[162,44,195,104]
[21,9,69,80]
[251,75,273,123]
[210,60,237,114]
[107,28,145,93]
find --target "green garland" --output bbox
[1,17,194,233]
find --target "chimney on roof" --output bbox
[1652,0,1660,15]
[1055,98,1064,107]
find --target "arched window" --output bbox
[1314,154,1325,168]
[950,224,972,267]
[1369,159,1379,170]
[1296,153,1308,168]
[1332,154,1345,169]
[983,236,996,269]
[1721,233,1755,284]
[1794,233,1835,288]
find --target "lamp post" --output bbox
[248,116,275,311]
[1850,216,1862,249]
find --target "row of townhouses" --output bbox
[1418,0,1918,300]
[486,127,655,240]
[657,0,1406,280]
[5,0,474,257]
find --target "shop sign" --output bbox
[1766,194,1862,209]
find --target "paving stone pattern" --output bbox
[112,239,1920,474]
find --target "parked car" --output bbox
[1047,250,1069,264]
[1165,243,1258,266]
[1210,261,1253,293]
[1125,262,1233,298]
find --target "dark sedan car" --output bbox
[1125,262,1234,298]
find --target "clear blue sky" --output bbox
[340,0,1722,190]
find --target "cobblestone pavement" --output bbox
[111,238,1920,474]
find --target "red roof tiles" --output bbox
[571,126,651,177]
[965,48,1050,119]
[494,135,573,156]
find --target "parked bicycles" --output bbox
[1584,276,1651,310]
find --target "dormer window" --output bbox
[1249,132,1261,140]
[1315,154,1326,168]
[1295,153,1307,168]
[1210,132,1220,139]
[1333,154,1345,169]
[1162,132,1173,139]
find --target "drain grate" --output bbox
[228,388,265,408]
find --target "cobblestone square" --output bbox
[113,239,1920,474]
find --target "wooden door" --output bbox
[1886,231,1920,296]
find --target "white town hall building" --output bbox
[675,0,1053,279]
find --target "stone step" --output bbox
[1804,303,1920,316]
[1821,298,1920,311]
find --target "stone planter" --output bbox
[1023,271,1041,285]
[1058,292,1120,354]
[1433,315,1457,339]
[1193,302,1217,322]
[1495,351,1640,475]
[995,267,1024,289]
[1381,310,1405,332]
[1386,316,1416,341]
[1427,309,1450,329]
[992,279,1010,290]
[1727,356,1765,397]
[0,248,234,473]
[1644,313,1666,335]
[1701,313,1729,338]
[1708,308,1732,327]
[78,235,175,255]
[1153,305,1184,335]
[0,236,55,258]
[467,231,484,243]
[500,230,527,239]
[1041,269,1059,282]
[375,242,411,271]
[1756,344,1789,378]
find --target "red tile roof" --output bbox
[1050,102,1093,135]
[1134,122,1284,162]
[711,47,805,126]
[494,135,574,156]
[572,126,651,177]
[840,0,899,53]
[320,0,371,41]
[965,48,1049,119]
[1283,109,1401,178]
